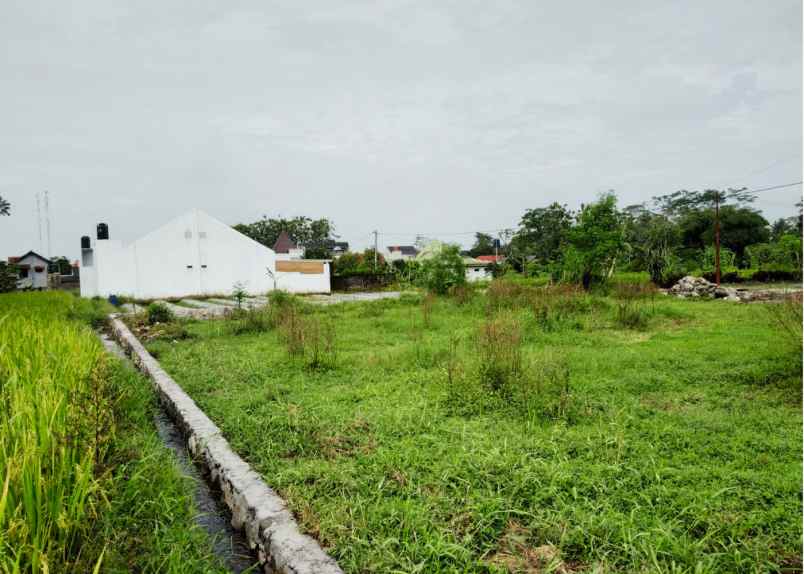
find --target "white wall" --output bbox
[465,266,492,282]
[81,209,330,299]
[18,253,49,289]
[275,262,331,294]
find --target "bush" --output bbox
[146,302,174,324]
[227,307,271,335]
[418,244,466,295]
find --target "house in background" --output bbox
[415,240,493,282]
[463,257,493,282]
[385,245,419,262]
[80,209,330,299]
[8,251,51,290]
[475,255,505,265]
[273,231,305,260]
[328,240,349,258]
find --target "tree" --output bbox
[0,262,16,292]
[418,244,466,294]
[233,216,336,259]
[677,206,768,262]
[0,196,9,216]
[468,233,495,257]
[771,218,793,242]
[623,206,681,285]
[513,202,573,265]
[561,193,625,289]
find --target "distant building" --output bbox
[463,257,493,282]
[475,255,505,264]
[385,245,419,262]
[329,240,349,258]
[80,209,330,299]
[8,251,50,290]
[273,230,305,260]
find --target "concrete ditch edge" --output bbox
[108,315,344,574]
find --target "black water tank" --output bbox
[81,236,90,249]
[97,223,109,240]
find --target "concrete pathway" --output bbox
[305,291,402,305]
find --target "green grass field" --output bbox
[0,292,229,573]
[145,287,803,573]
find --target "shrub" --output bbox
[268,289,297,309]
[227,307,271,335]
[418,244,466,295]
[146,302,174,324]
[232,282,248,309]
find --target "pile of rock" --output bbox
[669,276,741,301]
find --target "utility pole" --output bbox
[714,191,721,287]
[44,191,52,259]
[36,193,43,253]
[373,230,378,271]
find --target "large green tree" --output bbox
[623,205,681,285]
[512,202,573,265]
[562,193,625,289]
[677,206,768,261]
[419,244,466,294]
[233,216,336,259]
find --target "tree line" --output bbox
[485,189,802,286]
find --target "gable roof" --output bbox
[387,245,418,256]
[273,230,297,254]
[476,255,504,263]
[16,251,51,264]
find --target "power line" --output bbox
[744,181,802,194]
[366,180,802,242]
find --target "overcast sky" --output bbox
[1,0,801,260]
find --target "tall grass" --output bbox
[0,292,112,572]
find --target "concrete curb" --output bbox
[108,315,344,574]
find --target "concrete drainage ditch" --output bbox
[99,332,258,573]
[102,319,344,574]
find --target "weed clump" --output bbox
[444,315,575,420]
[421,292,435,328]
[227,307,272,335]
[146,302,174,324]
[273,303,337,370]
[612,282,656,330]
[449,284,474,306]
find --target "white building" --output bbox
[10,251,50,290]
[415,240,492,282]
[384,245,419,262]
[80,209,330,300]
[463,257,493,282]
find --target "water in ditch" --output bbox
[99,333,259,574]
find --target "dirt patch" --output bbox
[487,521,576,573]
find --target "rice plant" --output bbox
[0,292,112,572]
